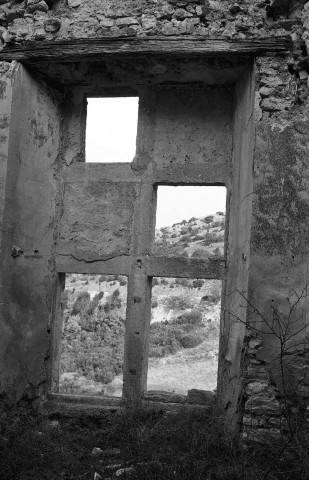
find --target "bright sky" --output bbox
[86,97,139,163]
[86,98,226,228]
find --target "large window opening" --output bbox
[58,273,128,397]
[148,277,221,395]
[148,185,226,399]
[85,97,139,163]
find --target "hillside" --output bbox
[59,213,225,397]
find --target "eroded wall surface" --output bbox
[0,64,63,416]
[240,53,309,441]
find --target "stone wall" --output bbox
[241,48,309,442]
[0,0,306,45]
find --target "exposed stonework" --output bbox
[0,0,305,45]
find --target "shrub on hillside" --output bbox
[173,309,203,325]
[71,291,91,315]
[202,232,221,246]
[175,278,190,287]
[162,294,192,311]
[86,294,100,316]
[191,248,207,258]
[149,313,207,358]
[192,279,204,289]
[60,304,126,384]
[180,235,190,242]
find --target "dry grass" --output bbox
[1,408,309,480]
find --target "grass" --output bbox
[1,408,309,480]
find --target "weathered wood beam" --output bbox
[55,254,226,279]
[0,36,291,62]
[146,256,225,279]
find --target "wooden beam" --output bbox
[55,254,226,278]
[147,256,225,279]
[0,36,291,62]
[153,164,228,186]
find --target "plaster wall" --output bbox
[0,64,62,407]
[153,86,233,169]
[0,61,16,251]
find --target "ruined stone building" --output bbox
[0,0,309,442]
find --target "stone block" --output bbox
[67,0,81,7]
[115,17,139,26]
[141,14,156,30]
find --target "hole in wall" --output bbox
[85,97,139,163]
[153,185,226,258]
[58,273,128,398]
[148,277,221,396]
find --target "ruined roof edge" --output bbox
[0,35,292,63]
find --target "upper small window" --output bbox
[85,97,139,163]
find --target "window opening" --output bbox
[148,185,226,399]
[154,186,226,259]
[58,273,128,397]
[148,278,221,396]
[85,97,139,163]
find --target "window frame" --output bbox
[50,68,255,416]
